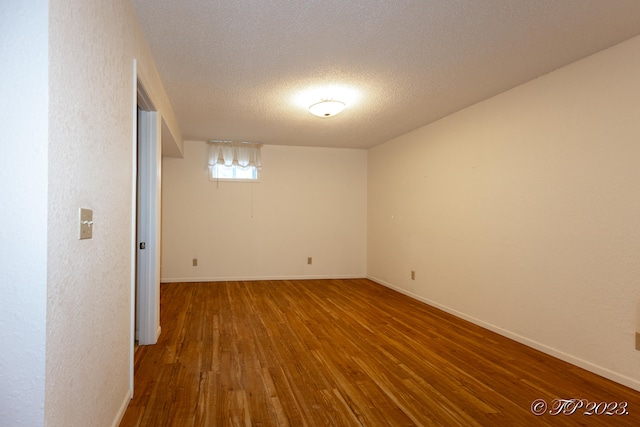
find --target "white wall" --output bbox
[368,35,640,391]
[162,142,367,281]
[0,2,48,425]
[45,1,181,426]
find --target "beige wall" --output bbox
[46,1,181,426]
[162,142,367,281]
[368,35,640,391]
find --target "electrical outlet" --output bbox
[411,270,415,280]
[192,258,198,267]
[307,257,312,265]
[636,332,640,351]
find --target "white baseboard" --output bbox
[161,274,366,283]
[367,275,640,393]
[111,389,132,427]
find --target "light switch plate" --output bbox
[79,208,93,240]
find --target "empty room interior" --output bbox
[4,1,640,426]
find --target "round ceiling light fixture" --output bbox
[309,100,345,118]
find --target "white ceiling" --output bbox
[131,0,640,149]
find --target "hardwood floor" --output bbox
[120,279,640,426]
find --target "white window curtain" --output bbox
[208,140,262,169]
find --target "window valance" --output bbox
[208,140,262,169]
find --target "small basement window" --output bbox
[208,140,262,182]
[209,164,258,181]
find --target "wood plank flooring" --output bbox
[120,279,640,426]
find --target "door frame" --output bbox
[130,61,162,395]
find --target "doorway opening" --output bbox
[130,71,162,396]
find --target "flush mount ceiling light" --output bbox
[309,99,345,117]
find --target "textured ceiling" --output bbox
[131,0,640,149]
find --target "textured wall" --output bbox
[368,35,640,391]
[46,1,181,426]
[161,142,367,281]
[0,2,48,426]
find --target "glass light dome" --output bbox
[309,100,345,117]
